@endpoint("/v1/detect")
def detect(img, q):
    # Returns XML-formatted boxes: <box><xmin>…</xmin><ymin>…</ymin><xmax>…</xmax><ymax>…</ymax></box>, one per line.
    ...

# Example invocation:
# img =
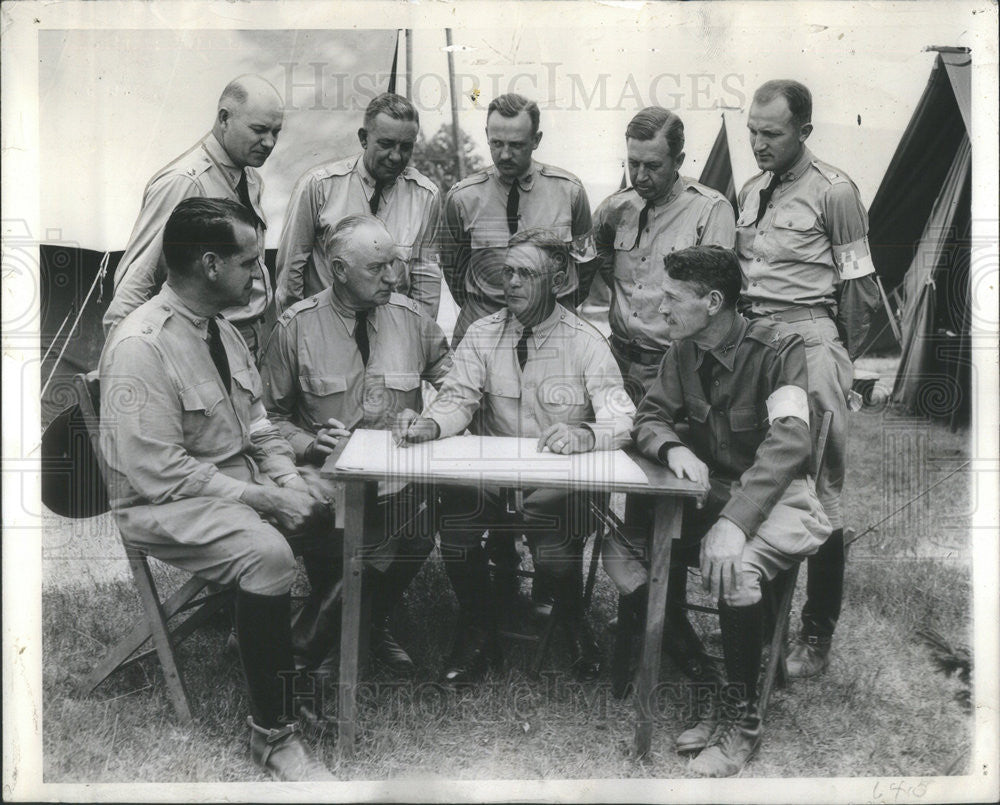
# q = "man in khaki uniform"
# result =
<box><xmin>276</xmin><ymin>93</ymin><xmax>442</xmax><ymax>319</ymax></box>
<box><xmin>260</xmin><ymin>214</ymin><xmax>452</xmax><ymax>675</ymax></box>
<box><xmin>441</xmin><ymin>93</ymin><xmax>597</xmax><ymax>347</ymax></box>
<box><xmin>737</xmin><ymin>80</ymin><xmax>879</xmax><ymax>677</ymax></box>
<box><xmin>396</xmin><ymin>228</ymin><xmax>635</xmax><ymax>687</ymax></box>
<box><xmin>103</xmin><ymin>75</ymin><xmax>282</xmax><ymax>358</ymax></box>
<box><xmin>100</xmin><ymin>198</ymin><xmax>332</xmax><ymax>781</ymax></box>
<box><xmin>593</xmin><ymin>107</ymin><xmax>736</xmax><ymax>688</ymax></box>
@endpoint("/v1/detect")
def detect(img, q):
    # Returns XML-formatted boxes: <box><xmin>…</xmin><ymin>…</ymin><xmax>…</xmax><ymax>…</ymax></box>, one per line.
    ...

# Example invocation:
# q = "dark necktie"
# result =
<box><xmin>369</xmin><ymin>180</ymin><xmax>386</xmax><ymax>215</ymax></box>
<box><xmin>754</xmin><ymin>173</ymin><xmax>782</xmax><ymax>226</ymax></box>
<box><xmin>697</xmin><ymin>351</ymin><xmax>715</xmax><ymax>401</ymax></box>
<box><xmin>206</xmin><ymin>316</ymin><xmax>232</xmax><ymax>394</ymax></box>
<box><xmin>236</xmin><ymin>170</ymin><xmax>262</xmax><ymax>227</ymax></box>
<box><xmin>516</xmin><ymin>326</ymin><xmax>532</xmax><ymax>370</ymax></box>
<box><xmin>354</xmin><ymin>309</ymin><xmax>370</xmax><ymax>365</ymax></box>
<box><xmin>506</xmin><ymin>182</ymin><xmax>520</xmax><ymax>235</ymax></box>
<box><xmin>633</xmin><ymin>201</ymin><xmax>654</xmax><ymax>248</ymax></box>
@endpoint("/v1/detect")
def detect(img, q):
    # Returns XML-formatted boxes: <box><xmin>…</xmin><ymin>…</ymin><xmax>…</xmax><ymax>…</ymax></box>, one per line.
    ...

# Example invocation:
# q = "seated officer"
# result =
<box><xmin>629</xmin><ymin>245</ymin><xmax>831</xmax><ymax>777</ymax></box>
<box><xmin>99</xmin><ymin>198</ymin><xmax>332</xmax><ymax>781</ymax></box>
<box><xmin>259</xmin><ymin>214</ymin><xmax>452</xmax><ymax>675</ymax></box>
<box><xmin>395</xmin><ymin>228</ymin><xmax>636</xmax><ymax>686</ymax></box>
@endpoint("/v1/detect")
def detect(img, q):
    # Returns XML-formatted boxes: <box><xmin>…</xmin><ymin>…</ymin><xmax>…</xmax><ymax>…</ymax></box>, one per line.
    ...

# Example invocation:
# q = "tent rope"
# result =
<box><xmin>846</xmin><ymin>459</ymin><xmax>971</xmax><ymax>545</ymax></box>
<box><xmin>40</xmin><ymin>304</ymin><xmax>76</xmax><ymax>366</ymax></box>
<box><xmin>41</xmin><ymin>250</ymin><xmax>109</xmax><ymax>399</ymax></box>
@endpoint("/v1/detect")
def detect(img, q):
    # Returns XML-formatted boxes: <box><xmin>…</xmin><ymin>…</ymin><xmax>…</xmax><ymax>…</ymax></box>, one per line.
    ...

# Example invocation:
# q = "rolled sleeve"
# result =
<box><xmin>583</xmin><ymin>338</ymin><xmax>636</xmax><ymax>449</ymax></box>
<box><xmin>246</xmin><ymin>400</ymin><xmax>298</xmax><ymax>479</ymax></box>
<box><xmin>700</xmin><ymin>197</ymin><xmax>737</xmax><ymax>248</ymax></box>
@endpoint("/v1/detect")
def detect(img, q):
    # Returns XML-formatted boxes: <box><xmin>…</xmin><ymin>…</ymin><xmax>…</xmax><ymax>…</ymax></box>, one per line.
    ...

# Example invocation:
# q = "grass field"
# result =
<box><xmin>41</xmin><ymin>357</ymin><xmax>973</xmax><ymax>782</ymax></box>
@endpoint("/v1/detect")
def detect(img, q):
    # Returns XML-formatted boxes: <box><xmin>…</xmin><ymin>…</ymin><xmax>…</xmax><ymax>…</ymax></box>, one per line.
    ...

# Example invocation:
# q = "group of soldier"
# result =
<box><xmin>97</xmin><ymin>72</ymin><xmax>879</xmax><ymax>780</ymax></box>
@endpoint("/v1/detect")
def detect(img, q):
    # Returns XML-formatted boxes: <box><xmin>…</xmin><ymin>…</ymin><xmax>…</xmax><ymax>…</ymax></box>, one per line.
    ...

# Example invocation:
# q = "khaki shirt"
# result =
<box><xmin>424</xmin><ymin>305</ymin><xmax>635</xmax><ymax>448</ymax></box>
<box><xmin>259</xmin><ymin>290</ymin><xmax>452</xmax><ymax>463</ymax></box>
<box><xmin>594</xmin><ymin>175</ymin><xmax>735</xmax><ymax>351</ymax></box>
<box><xmin>737</xmin><ymin>146</ymin><xmax>876</xmax><ymax>312</ymax></box>
<box><xmin>99</xmin><ymin>284</ymin><xmax>297</xmax><ymax>510</ymax></box>
<box><xmin>633</xmin><ymin>314</ymin><xmax>812</xmax><ymax>537</ymax></box>
<box><xmin>103</xmin><ymin>134</ymin><xmax>272</xmax><ymax>335</ymax></box>
<box><xmin>441</xmin><ymin>161</ymin><xmax>597</xmax><ymax>308</ymax></box>
<box><xmin>275</xmin><ymin>155</ymin><xmax>442</xmax><ymax>319</ymax></box>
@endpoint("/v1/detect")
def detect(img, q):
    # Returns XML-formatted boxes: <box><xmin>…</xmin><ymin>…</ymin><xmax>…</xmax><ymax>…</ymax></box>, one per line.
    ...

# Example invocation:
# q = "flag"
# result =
<box><xmin>698</xmin><ymin>116</ymin><xmax>738</xmax><ymax>211</ymax></box>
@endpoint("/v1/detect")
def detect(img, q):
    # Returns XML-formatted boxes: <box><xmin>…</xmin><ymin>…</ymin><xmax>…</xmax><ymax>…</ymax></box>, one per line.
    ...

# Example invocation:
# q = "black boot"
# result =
<box><xmin>792</xmin><ymin>528</ymin><xmax>844</xmax><ymax>677</ymax></box>
<box><xmin>368</xmin><ymin>557</ymin><xmax>427</xmax><ymax>677</ymax></box>
<box><xmin>610</xmin><ymin>585</ymin><xmax>647</xmax><ymax>699</ymax></box>
<box><xmin>235</xmin><ymin>588</ymin><xmax>333</xmax><ymax>781</ymax></box>
<box><xmin>689</xmin><ymin>598</ymin><xmax>764</xmax><ymax>777</ymax></box>
<box><xmin>291</xmin><ymin>552</ymin><xmax>342</xmax><ymax>673</ymax></box>
<box><xmin>440</xmin><ymin>544</ymin><xmax>501</xmax><ymax>687</ymax></box>
<box><xmin>555</xmin><ymin>569</ymin><xmax>601</xmax><ymax>681</ymax></box>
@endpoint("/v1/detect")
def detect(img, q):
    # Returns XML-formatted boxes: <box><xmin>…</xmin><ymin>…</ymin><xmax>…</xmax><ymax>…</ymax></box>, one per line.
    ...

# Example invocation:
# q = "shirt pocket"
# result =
<box><xmin>179</xmin><ymin>380</ymin><xmax>230</xmax><ymax>446</ymax></box>
<box><xmin>684</xmin><ymin>394</ymin><xmax>712</xmax><ymax>424</ymax></box>
<box><xmin>537</xmin><ymin>378</ymin><xmax>587</xmax><ymax>418</ymax></box>
<box><xmin>735</xmin><ymin>208</ymin><xmax>759</xmax><ymax>262</ymax></box>
<box><xmin>728</xmin><ymin>406</ymin><xmax>768</xmax><ymax>440</ymax></box>
<box><xmin>767</xmin><ymin>212</ymin><xmax>821</xmax><ymax>263</ymax></box>
<box><xmin>230</xmin><ymin>367</ymin><xmax>260</xmax><ymax>426</ymax></box>
<box><xmin>485</xmin><ymin>374</ymin><xmax>520</xmax><ymax>400</ymax></box>
<box><xmin>300</xmin><ymin>374</ymin><xmax>347</xmax><ymax>401</ymax></box>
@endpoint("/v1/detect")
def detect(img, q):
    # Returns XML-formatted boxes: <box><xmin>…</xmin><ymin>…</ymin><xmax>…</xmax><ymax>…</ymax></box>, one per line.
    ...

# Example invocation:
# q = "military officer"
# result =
<box><xmin>737</xmin><ymin>80</ymin><xmax>880</xmax><ymax>677</ymax></box>
<box><xmin>593</xmin><ymin>107</ymin><xmax>736</xmax><ymax>685</ymax></box>
<box><xmin>103</xmin><ymin>75</ymin><xmax>282</xmax><ymax>359</ymax></box>
<box><xmin>441</xmin><ymin>93</ymin><xmax>598</xmax><ymax>347</ymax></box>
<box><xmin>260</xmin><ymin>214</ymin><xmax>452</xmax><ymax>675</ymax></box>
<box><xmin>396</xmin><ymin>228</ymin><xmax>635</xmax><ymax>686</ymax></box>
<box><xmin>276</xmin><ymin>92</ymin><xmax>442</xmax><ymax>319</ymax></box>
<box><xmin>99</xmin><ymin>198</ymin><xmax>332</xmax><ymax>781</ymax></box>
<box><xmin>632</xmin><ymin>245</ymin><xmax>831</xmax><ymax>776</ymax></box>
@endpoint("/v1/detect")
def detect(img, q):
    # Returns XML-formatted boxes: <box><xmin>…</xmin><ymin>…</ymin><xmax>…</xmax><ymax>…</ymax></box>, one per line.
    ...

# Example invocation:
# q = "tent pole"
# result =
<box><xmin>405</xmin><ymin>29</ymin><xmax>413</xmax><ymax>100</ymax></box>
<box><xmin>445</xmin><ymin>28</ymin><xmax>465</xmax><ymax>180</ymax></box>
<box><xmin>875</xmin><ymin>275</ymin><xmax>903</xmax><ymax>345</ymax></box>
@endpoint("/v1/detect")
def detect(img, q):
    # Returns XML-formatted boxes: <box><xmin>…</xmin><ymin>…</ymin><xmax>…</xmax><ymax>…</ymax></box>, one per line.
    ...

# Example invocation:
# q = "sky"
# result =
<box><xmin>32</xmin><ymin>2</ymin><xmax>987</xmax><ymax>250</ymax></box>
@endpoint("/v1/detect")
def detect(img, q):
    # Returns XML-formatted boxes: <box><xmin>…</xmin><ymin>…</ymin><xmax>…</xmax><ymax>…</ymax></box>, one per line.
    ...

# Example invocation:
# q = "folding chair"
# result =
<box><xmin>73</xmin><ymin>371</ymin><xmax>233</xmax><ymax>723</ymax></box>
<box><xmin>490</xmin><ymin>495</ymin><xmax>608</xmax><ymax>678</ymax></box>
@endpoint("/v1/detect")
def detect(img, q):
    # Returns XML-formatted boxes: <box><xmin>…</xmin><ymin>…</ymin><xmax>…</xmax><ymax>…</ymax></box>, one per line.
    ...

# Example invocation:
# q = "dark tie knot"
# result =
<box><xmin>754</xmin><ymin>174</ymin><xmax>782</xmax><ymax>226</ymax></box>
<box><xmin>633</xmin><ymin>200</ymin><xmax>655</xmax><ymax>249</ymax></box>
<box><xmin>506</xmin><ymin>182</ymin><xmax>520</xmax><ymax>235</ymax></box>
<box><xmin>516</xmin><ymin>326</ymin><xmax>533</xmax><ymax>370</ymax></box>
<box><xmin>206</xmin><ymin>316</ymin><xmax>232</xmax><ymax>394</ymax></box>
<box><xmin>354</xmin><ymin>309</ymin><xmax>371</xmax><ymax>366</ymax></box>
<box><xmin>370</xmin><ymin>180</ymin><xmax>386</xmax><ymax>215</ymax></box>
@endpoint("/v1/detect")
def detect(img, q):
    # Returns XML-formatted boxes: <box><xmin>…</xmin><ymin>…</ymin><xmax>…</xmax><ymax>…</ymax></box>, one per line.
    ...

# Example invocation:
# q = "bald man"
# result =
<box><xmin>103</xmin><ymin>75</ymin><xmax>284</xmax><ymax>359</ymax></box>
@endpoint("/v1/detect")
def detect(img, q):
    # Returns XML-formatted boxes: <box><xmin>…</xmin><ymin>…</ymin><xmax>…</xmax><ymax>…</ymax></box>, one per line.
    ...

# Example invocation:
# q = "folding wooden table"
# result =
<box><xmin>323</xmin><ymin>431</ymin><xmax>706</xmax><ymax>758</ymax></box>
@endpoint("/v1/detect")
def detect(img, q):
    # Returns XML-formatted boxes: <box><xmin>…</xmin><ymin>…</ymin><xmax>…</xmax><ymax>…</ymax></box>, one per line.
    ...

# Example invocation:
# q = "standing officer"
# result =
<box><xmin>260</xmin><ymin>214</ymin><xmax>452</xmax><ymax>675</ymax></box>
<box><xmin>738</xmin><ymin>80</ymin><xmax>879</xmax><ymax>677</ymax></box>
<box><xmin>103</xmin><ymin>75</ymin><xmax>282</xmax><ymax>359</ymax></box>
<box><xmin>632</xmin><ymin>245</ymin><xmax>830</xmax><ymax>777</ymax></box>
<box><xmin>396</xmin><ymin>228</ymin><xmax>635</xmax><ymax>686</ymax></box>
<box><xmin>593</xmin><ymin>107</ymin><xmax>735</xmax><ymax>688</ymax></box>
<box><xmin>276</xmin><ymin>92</ymin><xmax>442</xmax><ymax>319</ymax></box>
<box><xmin>100</xmin><ymin>198</ymin><xmax>332</xmax><ymax>781</ymax></box>
<box><xmin>441</xmin><ymin>93</ymin><xmax>598</xmax><ymax>347</ymax></box>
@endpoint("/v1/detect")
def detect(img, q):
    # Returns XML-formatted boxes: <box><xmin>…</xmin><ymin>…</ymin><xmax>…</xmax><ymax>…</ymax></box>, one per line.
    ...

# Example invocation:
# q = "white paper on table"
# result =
<box><xmin>335</xmin><ymin>429</ymin><xmax>649</xmax><ymax>488</ymax></box>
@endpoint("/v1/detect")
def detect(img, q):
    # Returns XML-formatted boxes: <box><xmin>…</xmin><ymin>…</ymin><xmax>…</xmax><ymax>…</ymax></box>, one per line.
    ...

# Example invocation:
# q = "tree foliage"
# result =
<box><xmin>410</xmin><ymin>124</ymin><xmax>488</xmax><ymax>196</ymax></box>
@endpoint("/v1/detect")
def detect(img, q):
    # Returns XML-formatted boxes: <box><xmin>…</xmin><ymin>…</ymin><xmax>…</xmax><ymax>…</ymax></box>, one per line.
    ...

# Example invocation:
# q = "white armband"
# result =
<box><xmin>766</xmin><ymin>385</ymin><xmax>809</xmax><ymax>424</ymax></box>
<box><xmin>834</xmin><ymin>237</ymin><xmax>876</xmax><ymax>280</ymax></box>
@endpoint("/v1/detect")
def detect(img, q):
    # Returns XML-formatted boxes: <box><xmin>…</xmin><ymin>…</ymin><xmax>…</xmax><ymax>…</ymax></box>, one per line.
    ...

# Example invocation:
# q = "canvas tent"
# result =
<box><xmin>865</xmin><ymin>48</ymin><xmax>972</xmax><ymax>426</ymax></box>
<box><xmin>697</xmin><ymin>115</ymin><xmax>739</xmax><ymax>213</ymax></box>
<box><xmin>38</xmin><ymin>29</ymin><xmax>397</xmax><ymax>423</ymax></box>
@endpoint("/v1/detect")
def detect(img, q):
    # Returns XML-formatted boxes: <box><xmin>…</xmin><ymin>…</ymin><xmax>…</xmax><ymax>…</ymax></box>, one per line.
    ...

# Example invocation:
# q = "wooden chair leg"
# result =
<box><xmin>77</xmin><ymin>573</ymin><xmax>211</xmax><ymax>697</ymax></box>
<box><xmin>129</xmin><ymin>555</ymin><xmax>195</xmax><ymax>723</ymax></box>
<box><xmin>758</xmin><ymin>564</ymin><xmax>800</xmax><ymax>719</ymax></box>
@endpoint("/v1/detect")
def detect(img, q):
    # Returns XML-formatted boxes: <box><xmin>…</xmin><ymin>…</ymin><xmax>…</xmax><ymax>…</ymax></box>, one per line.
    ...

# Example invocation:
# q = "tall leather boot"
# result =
<box><xmin>368</xmin><ymin>556</ymin><xmax>428</xmax><ymax>676</ymax></box>
<box><xmin>790</xmin><ymin>527</ymin><xmax>844</xmax><ymax>677</ymax></box>
<box><xmin>290</xmin><ymin>552</ymin><xmax>344</xmax><ymax>674</ymax></box>
<box><xmin>555</xmin><ymin>568</ymin><xmax>600</xmax><ymax>681</ymax></box>
<box><xmin>235</xmin><ymin>588</ymin><xmax>333</xmax><ymax>781</ymax></box>
<box><xmin>441</xmin><ymin>543</ymin><xmax>501</xmax><ymax>686</ymax></box>
<box><xmin>689</xmin><ymin>599</ymin><xmax>764</xmax><ymax>777</ymax></box>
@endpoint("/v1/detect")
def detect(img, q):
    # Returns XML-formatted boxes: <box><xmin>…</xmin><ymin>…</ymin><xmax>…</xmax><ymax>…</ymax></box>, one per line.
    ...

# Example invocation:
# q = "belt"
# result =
<box><xmin>746</xmin><ymin>305</ymin><xmax>832</xmax><ymax>324</ymax></box>
<box><xmin>610</xmin><ymin>333</ymin><xmax>667</xmax><ymax>366</ymax></box>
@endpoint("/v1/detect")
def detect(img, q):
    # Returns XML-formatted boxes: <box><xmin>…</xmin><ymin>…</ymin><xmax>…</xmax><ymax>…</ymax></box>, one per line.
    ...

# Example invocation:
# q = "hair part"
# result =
<box><xmin>507</xmin><ymin>227</ymin><xmax>569</xmax><ymax>274</ymax></box>
<box><xmin>753</xmin><ymin>79</ymin><xmax>813</xmax><ymax>126</ymax></box>
<box><xmin>664</xmin><ymin>245</ymin><xmax>742</xmax><ymax>309</ymax></box>
<box><xmin>625</xmin><ymin>106</ymin><xmax>685</xmax><ymax>157</ymax></box>
<box><xmin>487</xmin><ymin>93</ymin><xmax>541</xmax><ymax>134</ymax></box>
<box><xmin>162</xmin><ymin>198</ymin><xmax>256</xmax><ymax>277</ymax></box>
<box><xmin>363</xmin><ymin>92</ymin><xmax>420</xmax><ymax>130</ymax></box>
